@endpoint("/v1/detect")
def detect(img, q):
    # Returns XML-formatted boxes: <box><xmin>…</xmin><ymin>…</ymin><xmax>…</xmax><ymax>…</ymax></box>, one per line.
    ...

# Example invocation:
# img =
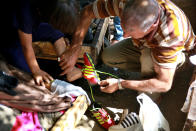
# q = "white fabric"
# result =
<box><xmin>189</xmin><ymin>55</ymin><xmax>196</xmax><ymax>65</ymax></box>
<box><xmin>51</xmin><ymin>79</ymin><xmax>91</xmax><ymax>105</ymax></box>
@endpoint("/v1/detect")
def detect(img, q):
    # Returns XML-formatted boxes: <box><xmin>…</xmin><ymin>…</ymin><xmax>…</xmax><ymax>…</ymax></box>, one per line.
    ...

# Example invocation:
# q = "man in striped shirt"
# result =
<box><xmin>72</xmin><ymin>0</ymin><xmax>196</xmax><ymax>99</ymax></box>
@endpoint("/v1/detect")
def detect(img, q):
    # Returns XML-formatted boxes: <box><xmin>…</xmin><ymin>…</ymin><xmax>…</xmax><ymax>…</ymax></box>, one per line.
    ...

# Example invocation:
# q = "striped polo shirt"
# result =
<box><xmin>92</xmin><ymin>0</ymin><xmax>196</xmax><ymax>68</ymax></box>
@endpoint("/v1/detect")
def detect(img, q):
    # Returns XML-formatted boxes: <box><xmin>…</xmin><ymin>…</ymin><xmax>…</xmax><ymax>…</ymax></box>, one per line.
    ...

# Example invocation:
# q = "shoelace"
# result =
<box><xmin>81</xmin><ymin>53</ymin><xmax>117</xmax><ymax>128</ymax></box>
<box><xmin>90</xmin><ymin>108</ymin><xmax>105</xmax><ymax>124</ymax></box>
<box><xmin>81</xmin><ymin>65</ymin><xmax>100</xmax><ymax>80</ymax></box>
<box><xmin>81</xmin><ymin>53</ymin><xmax>119</xmax><ymax>102</ymax></box>
<box><xmin>83</xmin><ymin>69</ymin><xmax>119</xmax><ymax>102</ymax></box>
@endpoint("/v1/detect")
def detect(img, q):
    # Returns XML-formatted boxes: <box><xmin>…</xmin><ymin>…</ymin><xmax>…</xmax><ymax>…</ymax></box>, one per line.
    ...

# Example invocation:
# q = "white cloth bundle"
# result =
<box><xmin>51</xmin><ymin>79</ymin><xmax>91</xmax><ymax>105</ymax></box>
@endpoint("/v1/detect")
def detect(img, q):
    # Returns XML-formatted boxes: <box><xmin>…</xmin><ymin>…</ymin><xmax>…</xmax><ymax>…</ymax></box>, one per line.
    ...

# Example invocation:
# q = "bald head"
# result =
<box><xmin>121</xmin><ymin>0</ymin><xmax>159</xmax><ymax>33</ymax></box>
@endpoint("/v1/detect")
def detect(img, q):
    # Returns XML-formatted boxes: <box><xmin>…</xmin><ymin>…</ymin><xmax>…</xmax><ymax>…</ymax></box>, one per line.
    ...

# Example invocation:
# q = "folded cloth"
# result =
<box><xmin>51</xmin><ymin>79</ymin><xmax>91</xmax><ymax>105</ymax></box>
<box><xmin>12</xmin><ymin>112</ymin><xmax>43</xmax><ymax>131</ymax></box>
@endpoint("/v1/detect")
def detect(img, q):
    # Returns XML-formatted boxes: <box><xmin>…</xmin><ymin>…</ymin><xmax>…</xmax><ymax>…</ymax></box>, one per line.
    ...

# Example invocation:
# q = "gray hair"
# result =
<box><xmin>122</xmin><ymin>0</ymin><xmax>159</xmax><ymax>32</ymax></box>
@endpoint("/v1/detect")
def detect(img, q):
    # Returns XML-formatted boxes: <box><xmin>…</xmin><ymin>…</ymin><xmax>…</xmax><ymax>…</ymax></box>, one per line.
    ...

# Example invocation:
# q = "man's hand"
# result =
<box><xmin>32</xmin><ymin>69</ymin><xmax>53</xmax><ymax>87</ymax></box>
<box><xmin>59</xmin><ymin>46</ymin><xmax>80</xmax><ymax>76</ymax></box>
<box><xmin>99</xmin><ymin>78</ymin><xmax>119</xmax><ymax>93</ymax></box>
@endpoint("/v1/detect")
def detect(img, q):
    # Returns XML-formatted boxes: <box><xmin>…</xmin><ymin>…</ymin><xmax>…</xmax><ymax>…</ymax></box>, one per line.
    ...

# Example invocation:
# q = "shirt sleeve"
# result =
<box><xmin>151</xmin><ymin>41</ymin><xmax>184</xmax><ymax>68</ymax></box>
<box><xmin>32</xmin><ymin>23</ymin><xmax>64</xmax><ymax>44</ymax></box>
<box><xmin>15</xmin><ymin>0</ymin><xmax>34</xmax><ymax>34</ymax></box>
<box><xmin>92</xmin><ymin>0</ymin><xmax>126</xmax><ymax>18</ymax></box>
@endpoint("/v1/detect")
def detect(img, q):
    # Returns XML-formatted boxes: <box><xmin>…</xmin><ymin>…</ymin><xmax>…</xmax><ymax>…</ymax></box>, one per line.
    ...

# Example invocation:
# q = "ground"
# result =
<box><xmin>74</xmin><ymin>62</ymin><xmax>194</xmax><ymax>131</ymax></box>
<box><xmin>38</xmin><ymin>57</ymin><xmax>194</xmax><ymax>131</ymax></box>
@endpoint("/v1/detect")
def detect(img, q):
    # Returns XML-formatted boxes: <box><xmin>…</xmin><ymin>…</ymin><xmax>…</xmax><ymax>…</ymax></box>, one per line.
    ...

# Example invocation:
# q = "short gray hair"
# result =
<box><xmin>122</xmin><ymin>0</ymin><xmax>159</xmax><ymax>32</ymax></box>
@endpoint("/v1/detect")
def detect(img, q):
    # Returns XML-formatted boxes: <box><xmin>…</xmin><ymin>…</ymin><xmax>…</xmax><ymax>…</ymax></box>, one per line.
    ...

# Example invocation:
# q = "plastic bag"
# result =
<box><xmin>137</xmin><ymin>93</ymin><xmax>170</xmax><ymax>131</ymax></box>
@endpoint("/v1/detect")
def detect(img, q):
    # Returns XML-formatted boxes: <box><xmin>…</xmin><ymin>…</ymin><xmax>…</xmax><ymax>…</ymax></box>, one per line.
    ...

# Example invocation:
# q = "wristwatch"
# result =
<box><xmin>118</xmin><ymin>79</ymin><xmax>124</xmax><ymax>90</ymax></box>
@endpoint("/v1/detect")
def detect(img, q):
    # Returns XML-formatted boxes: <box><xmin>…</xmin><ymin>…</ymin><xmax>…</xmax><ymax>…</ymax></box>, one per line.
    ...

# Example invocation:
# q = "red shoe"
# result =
<box><xmin>89</xmin><ymin>102</ymin><xmax>115</xmax><ymax>129</ymax></box>
<box><xmin>82</xmin><ymin>53</ymin><xmax>100</xmax><ymax>85</ymax></box>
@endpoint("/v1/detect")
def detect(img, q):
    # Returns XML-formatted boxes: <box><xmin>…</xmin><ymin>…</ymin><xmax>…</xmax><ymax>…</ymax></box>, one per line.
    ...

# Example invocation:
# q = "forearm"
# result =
<box><xmin>18</xmin><ymin>30</ymin><xmax>40</xmax><ymax>73</ymax></box>
<box><xmin>121</xmin><ymin>78</ymin><xmax>172</xmax><ymax>93</ymax></box>
<box><xmin>72</xmin><ymin>4</ymin><xmax>95</xmax><ymax>48</ymax></box>
<box><xmin>121</xmin><ymin>63</ymin><xmax>176</xmax><ymax>93</ymax></box>
<box><xmin>22</xmin><ymin>45</ymin><xmax>40</xmax><ymax>73</ymax></box>
<box><xmin>54</xmin><ymin>37</ymin><xmax>68</xmax><ymax>56</ymax></box>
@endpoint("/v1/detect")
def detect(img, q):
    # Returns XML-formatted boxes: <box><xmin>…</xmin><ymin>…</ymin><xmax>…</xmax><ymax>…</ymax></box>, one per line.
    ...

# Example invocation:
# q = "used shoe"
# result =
<box><xmin>89</xmin><ymin>102</ymin><xmax>115</xmax><ymax>129</ymax></box>
<box><xmin>108</xmin><ymin>112</ymin><xmax>143</xmax><ymax>131</ymax></box>
<box><xmin>82</xmin><ymin>53</ymin><xmax>100</xmax><ymax>85</ymax></box>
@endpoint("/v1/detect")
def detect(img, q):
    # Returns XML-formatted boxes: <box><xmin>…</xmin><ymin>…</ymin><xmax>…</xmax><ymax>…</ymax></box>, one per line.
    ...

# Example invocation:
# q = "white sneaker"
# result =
<box><xmin>109</xmin><ymin>112</ymin><xmax>143</xmax><ymax>131</ymax></box>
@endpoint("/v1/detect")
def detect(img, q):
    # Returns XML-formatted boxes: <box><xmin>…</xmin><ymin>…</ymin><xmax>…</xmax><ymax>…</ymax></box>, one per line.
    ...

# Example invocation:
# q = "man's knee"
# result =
<box><xmin>140</xmin><ymin>48</ymin><xmax>154</xmax><ymax>77</ymax></box>
<box><xmin>101</xmin><ymin>48</ymin><xmax>112</xmax><ymax>66</ymax></box>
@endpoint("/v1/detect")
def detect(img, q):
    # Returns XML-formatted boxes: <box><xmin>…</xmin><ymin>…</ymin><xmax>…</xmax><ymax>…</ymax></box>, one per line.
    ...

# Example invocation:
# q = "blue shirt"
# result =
<box><xmin>4</xmin><ymin>0</ymin><xmax>64</xmax><ymax>47</ymax></box>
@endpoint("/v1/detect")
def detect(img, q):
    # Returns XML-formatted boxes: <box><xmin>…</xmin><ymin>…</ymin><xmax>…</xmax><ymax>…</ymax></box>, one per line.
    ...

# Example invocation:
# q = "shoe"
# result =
<box><xmin>82</xmin><ymin>53</ymin><xmax>100</xmax><ymax>85</ymax></box>
<box><xmin>119</xmin><ymin>109</ymin><xmax>129</xmax><ymax>124</ymax></box>
<box><xmin>89</xmin><ymin>102</ymin><xmax>115</xmax><ymax>129</ymax></box>
<box><xmin>108</xmin><ymin>112</ymin><xmax>143</xmax><ymax>131</ymax></box>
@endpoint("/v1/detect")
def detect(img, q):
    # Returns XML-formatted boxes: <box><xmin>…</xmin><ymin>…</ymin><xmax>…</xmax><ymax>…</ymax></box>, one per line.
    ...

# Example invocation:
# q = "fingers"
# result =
<box><xmin>100</xmin><ymin>85</ymin><xmax>117</xmax><ymax>93</ymax></box>
<box><xmin>42</xmin><ymin>74</ymin><xmax>53</xmax><ymax>84</ymax></box>
<box><xmin>34</xmin><ymin>76</ymin><xmax>44</xmax><ymax>86</ymax></box>
<box><xmin>58</xmin><ymin>53</ymin><xmax>77</xmax><ymax>76</ymax></box>
<box><xmin>99</xmin><ymin>79</ymin><xmax>119</xmax><ymax>93</ymax></box>
<box><xmin>99</xmin><ymin>80</ymin><xmax>109</xmax><ymax>87</ymax></box>
<box><xmin>45</xmin><ymin>73</ymin><xmax>54</xmax><ymax>81</ymax></box>
<box><xmin>58</xmin><ymin>58</ymin><xmax>69</xmax><ymax>75</ymax></box>
<box><xmin>59</xmin><ymin>60</ymin><xmax>74</xmax><ymax>76</ymax></box>
<box><xmin>59</xmin><ymin>61</ymin><xmax>69</xmax><ymax>71</ymax></box>
<box><xmin>59</xmin><ymin>53</ymin><xmax>65</xmax><ymax>63</ymax></box>
<box><xmin>60</xmin><ymin>66</ymin><xmax>73</xmax><ymax>76</ymax></box>
<box><xmin>99</xmin><ymin>80</ymin><xmax>110</xmax><ymax>93</ymax></box>
<box><xmin>34</xmin><ymin>73</ymin><xmax>53</xmax><ymax>86</ymax></box>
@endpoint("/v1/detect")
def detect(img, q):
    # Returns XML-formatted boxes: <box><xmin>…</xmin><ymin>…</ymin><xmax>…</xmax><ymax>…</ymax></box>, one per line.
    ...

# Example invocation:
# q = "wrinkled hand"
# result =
<box><xmin>59</xmin><ymin>47</ymin><xmax>79</xmax><ymax>76</ymax></box>
<box><xmin>99</xmin><ymin>78</ymin><xmax>119</xmax><ymax>93</ymax></box>
<box><xmin>0</xmin><ymin>83</ymin><xmax>72</xmax><ymax>112</ymax></box>
<box><xmin>32</xmin><ymin>69</ymin><xmax>53</xmax><ymax>86</ymax></box>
